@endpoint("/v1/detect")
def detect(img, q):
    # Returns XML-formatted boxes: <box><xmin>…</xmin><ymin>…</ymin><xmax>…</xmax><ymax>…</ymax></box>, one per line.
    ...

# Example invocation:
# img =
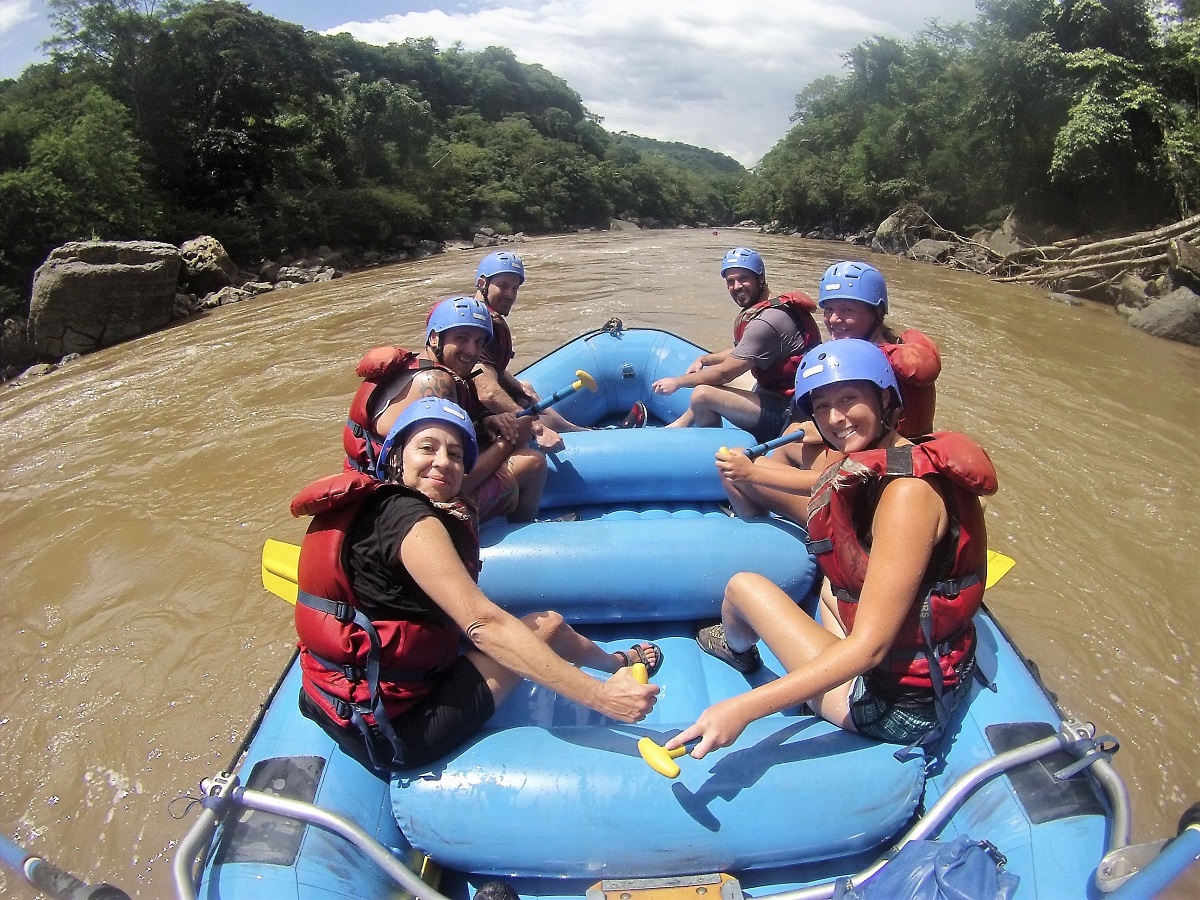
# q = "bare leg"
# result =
<box><xmin>507</xmin><ymin>448</ymin><xmax>548</xmax><ymax>522</ymax></box>
<box><xmin>687</xmin><ymin>385</ymin><xmax>766</xmax><ymax>432</ymax></box>
<box><xmin>539</xmin><ymin>408</ymin><xmax>589</xmax><ymax>433</ymax></box>
<box><xmin>665</xmin><ymin>408</ymin><xmax>695</xmax><ymax>428</ymax></box>
<box><xmin>722</xmin><ymin>572</ymin><xmax>853</xmax><ymax>727</ymax></box>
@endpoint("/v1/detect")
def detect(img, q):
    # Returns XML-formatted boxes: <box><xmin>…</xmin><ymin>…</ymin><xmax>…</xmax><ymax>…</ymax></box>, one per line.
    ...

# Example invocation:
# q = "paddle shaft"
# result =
<box><xmin>719</xmin><ymin>428</ymin><xmax>806</xmax><ymax>459</ymax></box>
<box><xmin>517</xmin><ymin>369</ymin><xmax>597</xmax><ymax>417</ymax></box>
<box><xmin>0</xmin><ymin>833</ymin><xmax>129</xmax><ymax>899</ymax></box>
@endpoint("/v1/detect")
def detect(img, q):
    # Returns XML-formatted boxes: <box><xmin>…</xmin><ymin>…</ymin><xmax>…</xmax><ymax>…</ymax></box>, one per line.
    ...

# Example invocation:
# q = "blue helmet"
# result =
<box><xmin>378</xmin><ymin>397</ymin><xmax>478</xmax><ymax>477</ymax></box>
<box><xmin>792</xmin><ymin>339</ymin><xmax>902</xmax><ymax>420</ymax></box>
<box><xmin>720</xmin><ymin>247</ymin><xmax>765</xmax><ymax>277</ymax></box>
<box><xmin>426</xmin><ymin>296</ymin><xmax>493</xmax><ymax>344</ymax></box>
<box><xmin>476</xmin><ymin>251</ymin><xmax>525</xmax><ymax>284</ymax></box>
<box><xmin>818</xmin><ymin>261</ymin><xmax>888</xmax><ymax>313</ymax></box>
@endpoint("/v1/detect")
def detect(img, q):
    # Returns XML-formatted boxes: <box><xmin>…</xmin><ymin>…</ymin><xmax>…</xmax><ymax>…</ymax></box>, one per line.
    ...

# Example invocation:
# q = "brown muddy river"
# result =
<box><xmin>1</xmin><ymin>229</ymin><xmax>1197</xmax><ymax>896</ymax></box>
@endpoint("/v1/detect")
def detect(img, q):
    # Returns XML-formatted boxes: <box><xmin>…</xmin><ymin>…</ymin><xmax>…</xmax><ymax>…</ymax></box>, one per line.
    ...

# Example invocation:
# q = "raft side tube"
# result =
<box><xmin>536</xmin><ymin>427</ymin><xmax>755</xmax><ymax>507</ymax></box>
<box><xmin>480</xmin><ymin>514</ymin><xmax>817</xmax><ymax>623</ymax></box>
<box><xmin>519</xmin><ymin>327</ymin><xmax>715</xmax><ymax>426</ymax></box>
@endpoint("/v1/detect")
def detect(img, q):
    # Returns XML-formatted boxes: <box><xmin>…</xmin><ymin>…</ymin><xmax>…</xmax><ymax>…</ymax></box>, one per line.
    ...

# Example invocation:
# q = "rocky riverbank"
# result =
<box><xmin>0</xmin><ymin>227</ymin><xmax>528</xmax><ymax>382</ymax></box>
<box><xmin>5</xmin><ymin>209</ymin><xmax>1197</xmax><ymax>384</ymax></box>
<box><xmin>756</xmin><ymin>205</ymin><xmax>1200</xmax><ymax>347</ymax></box>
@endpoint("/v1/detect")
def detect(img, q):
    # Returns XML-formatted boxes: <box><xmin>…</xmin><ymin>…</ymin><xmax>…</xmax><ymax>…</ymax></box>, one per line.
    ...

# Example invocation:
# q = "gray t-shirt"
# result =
<box><xmin>731</xmin><ymin>306</ymin><xmax>812</xmax><ymax>367</ymax></box>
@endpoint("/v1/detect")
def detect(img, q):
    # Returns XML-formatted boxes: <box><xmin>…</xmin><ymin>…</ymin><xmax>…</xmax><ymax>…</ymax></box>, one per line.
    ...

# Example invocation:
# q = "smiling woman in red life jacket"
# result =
<box><xmin>293</xmin><ymin>397</ymin><xmax>661</xmax><ymax>773</ymax></box>
<box><xmin>816</xmin><ymin>261</ymin><xmax>941</xmax><ymax>437</ymax></box>
<box><xmin>670</xmin><ymin>340</ymin><xmax>996</xmax><ymax>762</ymax></box>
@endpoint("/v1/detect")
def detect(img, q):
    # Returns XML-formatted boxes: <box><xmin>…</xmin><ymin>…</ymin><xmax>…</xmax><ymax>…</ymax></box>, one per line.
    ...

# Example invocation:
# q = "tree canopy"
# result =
<box><xmin>746</xmin><ymin>0</ymin><xmax>1198</xmax><ymax>235</ymax></box>
<box><xmin>0</xmin><ymin>0</ymin><xmax>744</xmax><ymax>316</ymax></box>
<box><xmin>1</xmin><ymin>0</ymin><xmax>1195</xmax><ymax>320</ymax></box>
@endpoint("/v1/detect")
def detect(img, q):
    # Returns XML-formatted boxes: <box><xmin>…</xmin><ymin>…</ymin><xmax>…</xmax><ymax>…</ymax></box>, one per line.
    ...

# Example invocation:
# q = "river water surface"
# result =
<box><xmin>1</xmin><ymin>229</ymin><xmax>1197</xmax><ymax>896</ymax></box>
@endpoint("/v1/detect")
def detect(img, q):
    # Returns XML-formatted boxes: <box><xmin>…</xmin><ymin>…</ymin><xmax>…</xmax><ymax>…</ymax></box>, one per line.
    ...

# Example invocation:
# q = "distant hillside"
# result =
<box><xmin>614</xmin><ymin>134</ymin><xmax>747</xmax><ymax>176</ymax></box>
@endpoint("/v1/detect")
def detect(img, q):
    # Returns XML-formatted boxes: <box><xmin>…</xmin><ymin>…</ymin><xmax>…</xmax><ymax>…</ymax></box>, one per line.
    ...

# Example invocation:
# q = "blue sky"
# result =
<box><xmin>0</xmin><ymin>0</ymin><xmax>981</xmax><ymax>165</ymax></box>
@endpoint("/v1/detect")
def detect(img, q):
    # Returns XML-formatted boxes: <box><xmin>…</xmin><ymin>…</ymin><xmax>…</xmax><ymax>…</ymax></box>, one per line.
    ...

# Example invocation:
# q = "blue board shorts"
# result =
<box><xmin>849</xmin><ymin>661</ymin><xmax>975</xmax><ymax>745</ymax></box>
<box><xmin>751</xmin><ymin>389</ymin><xmax>793</xmax><ymax>445</ymax></box>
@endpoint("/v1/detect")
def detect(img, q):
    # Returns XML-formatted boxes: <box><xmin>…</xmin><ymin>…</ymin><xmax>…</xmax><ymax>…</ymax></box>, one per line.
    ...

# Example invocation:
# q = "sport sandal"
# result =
<box><xmin>619</xmin><ymin>401</ymin><xmax>648</xmax><ymax>429</ymax></box>
<box><xmin>614</xmin><ymin>642</ymin><xmax>664</xmax><ymax>677</ymax></box>
<box><xmin>697</xmin><ymin>624</ymin><xmax>761</xmax><ymax>674</ymax></box>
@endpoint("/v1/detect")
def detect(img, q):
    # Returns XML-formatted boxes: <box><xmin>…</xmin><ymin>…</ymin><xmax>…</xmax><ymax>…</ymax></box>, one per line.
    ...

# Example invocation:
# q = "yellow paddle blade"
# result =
<box><xmin>986</xmin><ymin>550</ymin><xmax>1016</xmax><ymax>590</ymax></box>
<box><xmin>575</xmin><ymin>369</ymin><xmax>598</xmax><ymax>393</ymax></box>
<box><xmin>262</xmin><ymin>539</ymin><xmax>301</xmax><ymax>604</ymax></box>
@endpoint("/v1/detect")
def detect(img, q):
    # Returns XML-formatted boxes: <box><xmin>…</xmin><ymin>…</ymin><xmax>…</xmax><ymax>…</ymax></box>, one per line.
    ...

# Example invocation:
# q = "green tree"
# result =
<box><xmin>0</xmin><ymin>75</ymin><xmax>161</xmax><ymax>312</ymax></box>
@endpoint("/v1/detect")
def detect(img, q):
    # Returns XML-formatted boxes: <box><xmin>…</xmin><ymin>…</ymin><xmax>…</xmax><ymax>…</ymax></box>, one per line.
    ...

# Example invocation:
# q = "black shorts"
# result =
<box><xmin>299</xmin><ymin>655</ymin><xmax>495</xmax><ymax>771</ymax></box>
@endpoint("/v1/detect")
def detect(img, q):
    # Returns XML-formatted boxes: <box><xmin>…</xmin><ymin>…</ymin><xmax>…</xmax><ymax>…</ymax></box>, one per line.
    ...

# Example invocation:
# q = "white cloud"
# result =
<box><xmin>324</xmin><ymin>0</ymin><xmax>978</xmax><ymax>166</ymax></box>
<box><xmin>0</xmin><ymin>0</ymin><xmax>36</xmax><ymax>33</ymax></box>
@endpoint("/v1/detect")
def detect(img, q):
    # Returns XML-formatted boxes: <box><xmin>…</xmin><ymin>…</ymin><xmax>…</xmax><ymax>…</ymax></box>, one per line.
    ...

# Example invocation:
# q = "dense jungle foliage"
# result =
<box><xmin>0</xmin><ymin>0</ymin><xmax>1196</xmax><ymax>319</ymax></box>
<box><xmin>746</xmin><ymin>0</ymin><xmax>1199</xmax><ymax>237</ymax></box>
<box><xmin>0</xmin><ymin>0</ymin><xmax>748</xmax><ymax>317</ymax></box>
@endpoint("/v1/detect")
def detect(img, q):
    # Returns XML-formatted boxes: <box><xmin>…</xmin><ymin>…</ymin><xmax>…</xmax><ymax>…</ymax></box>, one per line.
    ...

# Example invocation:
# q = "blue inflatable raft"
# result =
<box><xmin>173</xmin><ymin>323</ymin><xmax>1191</xmax><ymax>899</ymax></box>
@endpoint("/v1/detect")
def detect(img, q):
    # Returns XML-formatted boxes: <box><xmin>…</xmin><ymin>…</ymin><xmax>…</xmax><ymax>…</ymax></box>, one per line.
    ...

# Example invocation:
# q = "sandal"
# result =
<box><xmin>614</xmin><ymin>642</ymin><xmax>664</xmax><ymax>678</ymax></box>
<box><xmin>697</xmin><ymin>624</ymin><xmax>761</xmax><ymax>674</ymax></box>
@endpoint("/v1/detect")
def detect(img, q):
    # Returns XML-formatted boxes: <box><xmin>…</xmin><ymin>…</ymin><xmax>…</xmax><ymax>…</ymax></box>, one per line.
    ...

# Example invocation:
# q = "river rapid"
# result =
<box><xmin>1</xmin><ymin>229</ymin><xmax>1197</xmax><ymax>897</ymax></box>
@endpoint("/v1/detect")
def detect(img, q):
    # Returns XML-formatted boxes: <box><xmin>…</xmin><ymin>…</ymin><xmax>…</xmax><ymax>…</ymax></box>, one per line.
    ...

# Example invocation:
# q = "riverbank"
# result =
<box><xmin>758</xmin><ymin>205</ymin><xmax>1200</xmax><ymax>346</ymax></box>
<box><xmin>4</xmin><ymin>210</ymin><xmax>1198</xmax><ymax>386</ymax></box>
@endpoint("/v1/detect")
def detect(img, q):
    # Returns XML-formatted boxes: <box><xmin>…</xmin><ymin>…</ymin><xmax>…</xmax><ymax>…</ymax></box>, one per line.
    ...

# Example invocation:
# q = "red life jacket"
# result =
<box><xmin>481</xmin><ymin>308</ymin><xmax>515</xmax><ymax>374</ymax></box>
<box><xmin>343</xmin><ymin>346</ymin><xmax>473</xmax><ymax>475</ymax></box>
<box><xmin>291</xmin><ymin>471</ymin><xmax>474</xmax><ymax>763</ymax></box>
<box><xmin>732</xmin><ymin>291</ymin><xmax>823</xmax><ymax>395</ymax></box>
<box><xmin>806</xmin><ymin>433</ymin><xmax>997</xmax><ymax>693</ymax></box>
<box><xmin>881</xmin><ymin>329</ymin><xmax>941</xmax><ymax>437</ymax></box>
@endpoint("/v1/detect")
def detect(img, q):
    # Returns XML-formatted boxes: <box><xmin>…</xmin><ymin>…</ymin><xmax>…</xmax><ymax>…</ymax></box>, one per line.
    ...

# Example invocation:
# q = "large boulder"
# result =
<box><xmin>29</xmin><ymin>241</ymin><xmax>181</xmax><ymax>358</ymax></box>
<box><xmin>178</xmin><ymin>235</ymin><xmax>238</xmax><ymax>296</ymax></box>
<box><xmin>1123</xmin><ymin>286</ymin><xmax>1200</xmax><ymax>346</ymax></box>
<box><xmin>1168</xmin><ymin>238</ymin><xmax>1200</xmax><ymax>290</ymax></box>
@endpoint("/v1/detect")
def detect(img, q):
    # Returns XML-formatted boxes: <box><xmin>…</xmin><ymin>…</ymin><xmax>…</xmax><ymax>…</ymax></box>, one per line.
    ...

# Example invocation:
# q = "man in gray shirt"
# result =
<box><xmin>652</xmin><ymin>247</ymin><xmax>821</xmax><ymax>443</ymax></box>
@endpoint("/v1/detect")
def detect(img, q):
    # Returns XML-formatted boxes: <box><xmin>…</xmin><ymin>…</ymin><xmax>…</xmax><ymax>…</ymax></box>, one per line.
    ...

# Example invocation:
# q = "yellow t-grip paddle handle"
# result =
<box><xmin>627</xmin><ymin>662</ymin><xmax>690</xmax><ymax>779</ymax></box>
<box><xmin>638</xmin><ymin>737</ymin><xmax>688</xmax><ymax>779</ymax></box>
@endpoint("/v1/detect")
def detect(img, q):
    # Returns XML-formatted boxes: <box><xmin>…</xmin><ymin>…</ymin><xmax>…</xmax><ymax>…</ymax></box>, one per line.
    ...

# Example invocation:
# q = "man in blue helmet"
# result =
<box><xmin>362</xmin><ymin>296</ymin><xmax>547</xmax><ymax>523</ymax></box>
<box><xmin>471</xmin><ymin>251</ymin><xmax>643</xmax><ymax>447</ymax></box>
<box><xmin>652</xmin><ymin>247</ymin><xmax>821</xmax><ymax>443</ymax></box>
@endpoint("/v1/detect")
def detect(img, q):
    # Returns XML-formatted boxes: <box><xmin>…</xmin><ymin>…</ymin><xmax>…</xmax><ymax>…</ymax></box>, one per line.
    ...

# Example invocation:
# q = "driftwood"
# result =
<box><xmin>992</xmin><ymin>214</ymin><xmax>1200</xmax><ymax>286</ymax></box>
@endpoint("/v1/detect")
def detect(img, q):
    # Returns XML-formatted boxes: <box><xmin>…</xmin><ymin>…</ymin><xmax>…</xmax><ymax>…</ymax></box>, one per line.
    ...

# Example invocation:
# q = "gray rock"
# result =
<box><xmin>1050</xmin><ymin>292</ymin><xmax>1084</xmax><ymax>307</ymax></box>
<box><xmin>907</xmin><ymin>239</ymin><xmax>955</xmax><ymax>263</ymax></box>
<box><xmin>18</xmin><ymin>363</ymin><xmax>55</xmax><ymax>379</ymax></box>
<box><xmin>1126</xmin><ymin>286</ymin><xmax>1200</xmax><ymax>346</ymax></box>
<box><xmin>610</xmin><ymin>219</ymin><xmax>641</xmax><ymax>232</ymax></box>
<box><xmin>277</xmin><ymin>266</ymin><xmax>312</xmax><ymax>283</ymax></box>
<box><xmin>1</xmin><ymin>316</ymin><xmax>33</xmax><ymax>370</ymax></box>
<box><xmin>986</xmin><ymin>213</ymin><xmax>1028</xmax><ymax>258</ymax></box>
<box><xmin>29</xmin><ymin>241</ymin><xmax>181</xmax><ymax>358</ymax></box>
<box><xmin>871</xmin><ymin>210</ymin><xmax>910</xmax><ymax>254</ymax></box>
<box><xmin>211</xmin><ymin>286</ymin><xmax>252</xmax><ymax>305</ymax></box>
<box><xmin>179</xmin><ymin>235</ymin><xmax>239</xmax><ymax>295</ymax></box>
<box><xmin>172</xmin><ymin>293</ymin><xmax>199</xmax><ymax>319</ymax></box>
<box><xmin>1114</xmin><ymin>273</ymin><xmax>1152</xmax><ymax>310</ymax></box>
<box><xmin>1168</xmin><ymin>238</ymin><xmax>1200</xmax><ymax>289</ymax></box>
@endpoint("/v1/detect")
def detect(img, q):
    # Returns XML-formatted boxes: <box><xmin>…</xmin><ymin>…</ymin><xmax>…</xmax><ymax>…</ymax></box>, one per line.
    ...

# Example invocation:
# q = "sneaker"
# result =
<box><xmin>619</xmin><ymin>401</ymin><xmax>648</xmax><ymax>429</ymax></box>
<box><xmin>697</xmin><ymin>624</ymin><xmax>762</xmax><ymax>674</ymax></box>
